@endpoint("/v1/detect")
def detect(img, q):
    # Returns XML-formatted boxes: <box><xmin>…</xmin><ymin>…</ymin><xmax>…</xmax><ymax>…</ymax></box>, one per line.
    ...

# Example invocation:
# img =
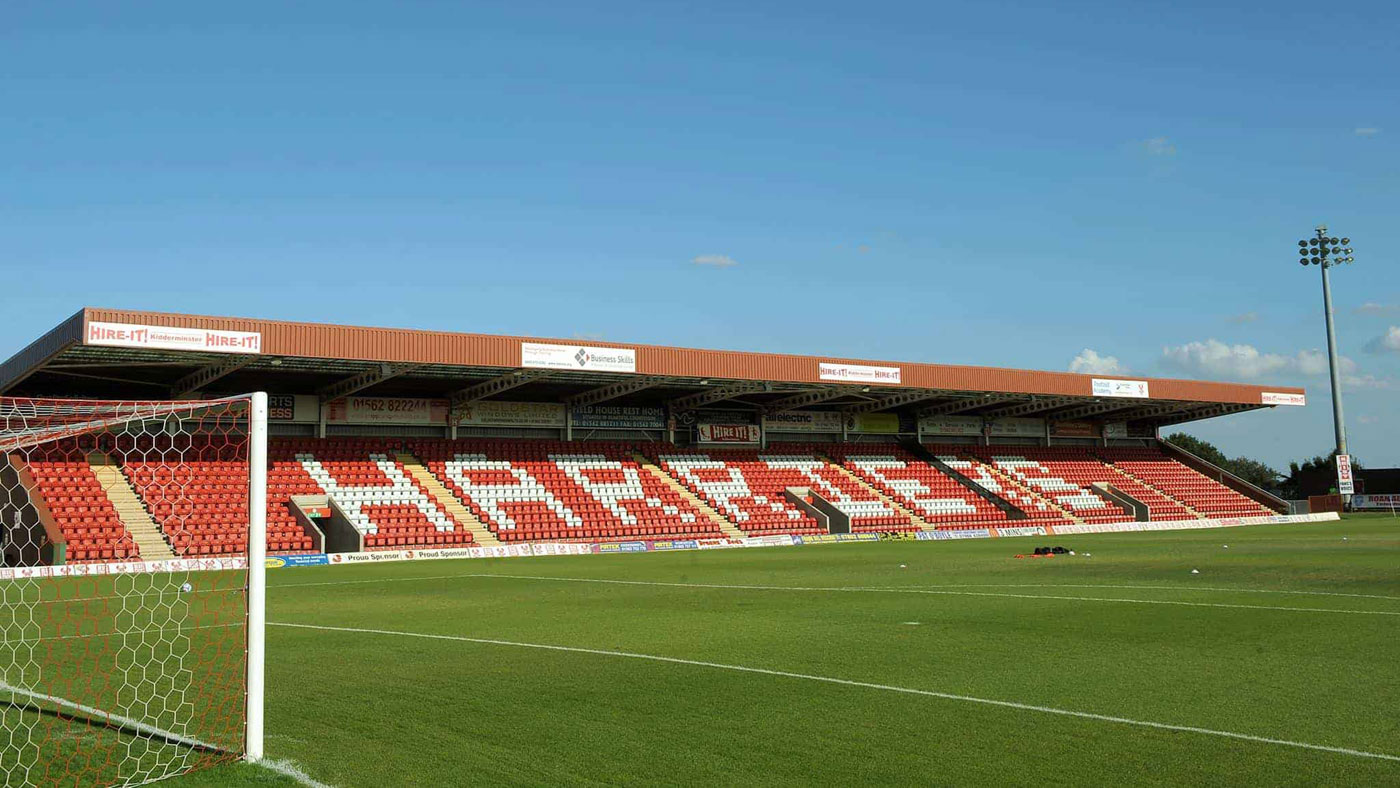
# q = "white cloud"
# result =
<box><xmin>1162</xmin><ymin>338</ymin><xmax>1391</xmax><ymax>391</ymax></box>
<box><xmin>1355</xmin><ymin>127</ymin><xmax>1381</xmax><ymax>136</ymax></box>
<box><xmin>1365</xmin><ymin>326</ymin><xmax>1400</xmax><ymax>354</ymax></box>
<box><xmin>1069</xmin><ymin>349</ymin><xmax>1128</xmax><ymax>375</ymax></box>
<box><xmin>1358</xmin><ymin>414</ymin><xmax>1379</xmax><ymax>425</ymax></box>
<box><xmin>1140</xmin><ymin>136</ymin><xmax>1177</xmax><ymax>156</ymax></box>
<box><xmin>1355</xmin><ymin>302</ymin><xmax>1399</xmax><ymax>316</ymax></box>
<box><xmin>1227</xmin><ymin>311</ymin><xmax>1259</xmax><ymax>324</ymax></box>
<box><xmin>692</xmin><ymin>254</ymin><xmax>738</xmax><ymax>268</ymax></box>
<box><xmin>1162</xmin><ymin>340</ymin><xmax>1293</xmax><ymax>379</ymax></box>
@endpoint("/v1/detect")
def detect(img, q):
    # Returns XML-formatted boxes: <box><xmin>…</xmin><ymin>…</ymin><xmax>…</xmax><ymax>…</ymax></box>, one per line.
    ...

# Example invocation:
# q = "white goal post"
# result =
<box><xmin>0</xmin><ymin>392</ymin><xmax>267</xmax><ymax>787</ymax></box>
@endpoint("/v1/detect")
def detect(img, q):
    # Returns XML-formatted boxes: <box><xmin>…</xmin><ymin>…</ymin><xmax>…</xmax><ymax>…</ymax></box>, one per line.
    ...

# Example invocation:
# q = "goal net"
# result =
<box><xmin>0</xmin><ymin>394</ymin><xmax>266</xmax><ymax>787</ymax></box>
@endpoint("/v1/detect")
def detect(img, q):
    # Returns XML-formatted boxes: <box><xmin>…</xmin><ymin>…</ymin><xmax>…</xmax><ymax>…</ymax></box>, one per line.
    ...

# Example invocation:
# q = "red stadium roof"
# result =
<box><xmin>0</xmin><ymin>307</ymin><xmax>1306</xmax><ymax>427</ymax></box>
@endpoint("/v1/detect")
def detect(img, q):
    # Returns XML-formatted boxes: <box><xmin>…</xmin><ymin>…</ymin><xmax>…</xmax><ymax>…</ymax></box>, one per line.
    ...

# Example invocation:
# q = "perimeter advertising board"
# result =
<box><xmin>521</xmin><ymin>342</ymin><xmax>636</xmax><ymax>373</ymax></box>
<box><xmin>1050</xmin><ymin>421</ymin><xmax>1100</xmax><ymax>438</ymax></box>
<box><xmin>324</xmin><ymin>397</ymin><xmax>450</xmax><ymax>426</ymax></box>
<box><xmin>763</xmin><ymin>411</ymin><xmax>843</xmax><ymax>433</ymax></box>
<box><xmin>87</xmin><ymin>321</ymin><xmax>262</xmax><ymax>355</ymax></box>
<box><xmin>1336</xmin><ymin>454</ymin><xmax>1355</xmax><ymax>495</ymax></box>
<box><xmin>847</xmin><ymin>413</ymin><xmax>900</xmax><ymax>434</ymax></box>
<box><xmin>987</xmin><ymin>418</ymin><xmax>1044</xmax><ymax>437</ymax></box>
<box><xmin>697</xmin><ymin>424</ymin><xmax>761</xmax><ymax>444</ymax></box>
<box><xmin>818</xmin><ymin>362</ymin><xmax>901</xmax><ymax>385</ymax></box>
<box><xmin>919</xmin><ymin>415</ymin><xmax>982</xmax><ymax>436</ymax></box>
<box><xmin>570</xmin><ymin>404</ymin><xmax>665</xmax><ymax>430</ymax></box>
<box><xmin>1352</xmin><ymin>494</ymin><xmax>1400</xmax><ymax>510</ymax></box>
<box><xmin>458</xmin><ymin>401</ymin><xmax>565</xmax><ymax>428</ymax></box>
<box><xmin>1092</xmin><ymin>378</ymin><xmax>1150</xmax><ymax>399</ymax></box>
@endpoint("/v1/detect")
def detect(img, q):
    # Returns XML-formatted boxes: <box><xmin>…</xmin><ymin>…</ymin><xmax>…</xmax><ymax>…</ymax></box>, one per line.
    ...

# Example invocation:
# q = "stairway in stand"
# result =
<box><xmin>979</xmin><ymin>461</ymin><xmax>1085</xmax><ymax>525</ymax></box>
<box><xmin>1109</xmin><ymin>465</ymin><xmax>1205</xmax><ymax>519</ymax></box>
<box><xmin>632</xmin><ymin>452</ymin><xmax>746</xmax><ymax>540</ymax></box>
<box><xmin>88</xmin><ymin>453</ymin><xmax>176</xmax><ymax>560</ymax></box>
<box><xmin>817</xmin><ymin>453</ymin><xmax>930</xmax><ymax>529</ymax></box>
<box><xmin>395</xmin><ymin>452</ymin><xmax>501</xmax><ymax>546</ymax></box>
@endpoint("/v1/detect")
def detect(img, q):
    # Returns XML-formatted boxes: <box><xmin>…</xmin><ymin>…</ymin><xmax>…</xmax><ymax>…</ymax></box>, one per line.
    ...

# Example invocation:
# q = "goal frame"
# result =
<box><xmin>247</xmin><ymin>391</ymin><xmax>267</xmax><ymax>764</ymax></box>
<box><xmin>0</xmin><ymin>391</ymin><xmax>268</xmax><ymax>780</ymax></box>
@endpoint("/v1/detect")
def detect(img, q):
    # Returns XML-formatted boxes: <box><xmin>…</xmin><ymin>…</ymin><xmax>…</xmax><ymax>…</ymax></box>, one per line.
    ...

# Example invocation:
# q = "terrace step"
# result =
<box><xmin>816</xmin><ymin>453</ymin><xmax>929</xmax><ymax>529</ymax></box>
<box><xmin>88</xmin><ymin>453</ymin><xmax>176</xmax><ymax>561</ymax></box>
<box><xmin>900</xmin><ymin>439</ymin><xmax>1027</xmax><ymax>519</ymax></box>
<box><xmin>978</xmin><ymin>460</ymin><xmax>1085</xmax><ymax>525</ymax></box>
<box><xmin>395</xmin><ymin>452</ymin><xmax>501</xmax><ymax>546</ymax></box>
<box><xmin>1109</xmin><ymin>465</ymin><xmax>1206</xmax><ymax>519</ymax></box>
<box><xmin>632</xmin><ymin>452</ymin><xmax>746</xmax><ymax>540</ymax></box>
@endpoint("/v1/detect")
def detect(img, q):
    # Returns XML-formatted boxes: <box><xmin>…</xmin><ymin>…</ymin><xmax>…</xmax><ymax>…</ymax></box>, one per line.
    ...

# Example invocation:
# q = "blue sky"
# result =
<box><xmin>2</xmin><ymin>0</ymin><xmax>1397</xmax><ymax>469</ymax></box>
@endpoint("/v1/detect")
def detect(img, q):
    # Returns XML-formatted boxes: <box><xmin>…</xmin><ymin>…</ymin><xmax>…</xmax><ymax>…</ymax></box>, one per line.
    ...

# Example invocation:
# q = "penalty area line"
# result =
<box><xmin>268</xmin><ymin>621</ymin><xmax>1400</xmax><ymax>764</ymax></box>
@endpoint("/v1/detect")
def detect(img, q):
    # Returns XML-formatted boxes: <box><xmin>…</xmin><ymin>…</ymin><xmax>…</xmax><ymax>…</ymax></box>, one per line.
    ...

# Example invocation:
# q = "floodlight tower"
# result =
<box><xmin>1297</xmin><ymin>225</ymin><xmax>1355</xmax><ymax>459</ymax></box>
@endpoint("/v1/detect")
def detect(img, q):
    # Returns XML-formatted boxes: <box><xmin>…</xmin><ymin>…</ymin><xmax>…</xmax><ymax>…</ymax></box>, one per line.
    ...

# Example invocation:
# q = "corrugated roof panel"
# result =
<box><xmin>6</xmin><ymin>307</ymin><xmax>1300</xmax><ymax>407</ymax></box>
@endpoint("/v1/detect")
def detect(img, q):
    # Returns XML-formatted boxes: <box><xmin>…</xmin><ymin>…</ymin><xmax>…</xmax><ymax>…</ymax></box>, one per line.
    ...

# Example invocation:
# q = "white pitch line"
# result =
<box><xmin>1</xmin><ymin>681</ymin><xmax>336</xmax><ymax>787</ymax></box>
<box><xmin>878</xmin><ymin>583</ymin><xmax>1400</xmax><ymax>603</ymax></box>
<box><xmin>270</xmin><ymin>572</ymin><xmax>1400</xmax><ymax>604</ymax></box>
<box><xmin>0</xmin><ymin>681</ymin><xmax>218</xmax><ymax>752</ymax></box>
<box><xmin>444</xmin><ymin>573</ymin><xmax>1400</xmax><ymax>617</ymax></box>
<box><xmin>268</xmin><ymin>621</ymin><xmax>1400</xmax><ymax>764</ymax></box>
<box><xmin>257</xmin><ymin>758</ymin><xmax>338</xmax><ymax>788</ymax></box>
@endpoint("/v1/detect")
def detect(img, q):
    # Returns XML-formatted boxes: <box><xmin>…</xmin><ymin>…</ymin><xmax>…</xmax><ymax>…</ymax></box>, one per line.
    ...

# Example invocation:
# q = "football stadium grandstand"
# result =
<box><xmin>9</xmin><ymin>308</ymin><xmax>1396</xmax><ymax>788</ymax></box>
<box><xmin>0</xmin><ymin>307</ymin><xmax>1306</xmax><ymax>564</ymax></box>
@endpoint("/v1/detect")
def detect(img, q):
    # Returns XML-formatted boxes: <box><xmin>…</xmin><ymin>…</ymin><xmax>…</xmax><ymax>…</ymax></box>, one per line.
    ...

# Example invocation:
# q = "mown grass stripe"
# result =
<box><xmin>268</xmin><ymin>621</ymin><xmax>1400</xmax><ymax>764</ymax></box>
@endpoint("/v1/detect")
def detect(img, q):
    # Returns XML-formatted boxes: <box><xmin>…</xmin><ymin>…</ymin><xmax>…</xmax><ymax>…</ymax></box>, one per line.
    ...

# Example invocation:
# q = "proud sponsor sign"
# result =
<box><xmin>522</xmin><ymin>342</ymin><xmax>636</xmax><ymax>373</ymax></box>
<box><xmin>87</xmin><ymin>321</ymin><xmax>262</xmax><ymax>354</ymax></box>
<box><xmin>818</xmin><ymin>362</ymin><xmax>901</xmax><ymax>385</ymax></box>
<box><xmin>1092</xmin><ymin>378</ymin><xmax>1150</xmax><ymax>399</ymax></box>
<box><xmin>1262</xmin><ymin>392</ymin><xmax>1306</xmax><ymax>406</ymax></box>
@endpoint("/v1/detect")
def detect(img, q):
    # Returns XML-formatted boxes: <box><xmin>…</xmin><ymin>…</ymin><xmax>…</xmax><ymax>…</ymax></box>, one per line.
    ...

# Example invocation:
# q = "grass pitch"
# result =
<box><xmin>182</xmin><ymin>515</ymin><xmax>1396</xmax><ymax>785</ymax></box>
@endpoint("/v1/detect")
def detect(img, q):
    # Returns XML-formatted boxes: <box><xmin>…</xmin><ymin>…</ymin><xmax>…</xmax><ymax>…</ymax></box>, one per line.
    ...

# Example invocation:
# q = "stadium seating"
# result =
<box><xmin>1101</xmin><ymin>447</ymin><xmax>1275</xmax><ymax>518</ymax></box>
<box><xmin>120</xmin><ymin>436</ymin><xmax>319</xmax><ymax>556</ymax></box>
<box><xmin>828</xmin><ymin>445</ymin><xmax>1017</xmax><ymax>530</ymax></box>
<box><xmin>282</xmin><ymin>439</ymin><xmax>470</xmax><ymax>550</ymax></box>
<box><xmin>920</xmin><ymin>445</ymin><xmax>1074</xmax><ymax>526</ymax></box>
<box><xmin>651</xmin><ymin>444</ymin><xmax>910</xmax><ymax>535</ymax></box>
<box><xmin>412</xmin><ymin>440</ymin><xmax>725</xmax><ymax>543</ymax></box>
<box><xmin>955</xmin><ymin>447</ymin><xmax>1130</xmax><ymax>524</ymax></box>
<box><xmin>21</xmin><ymin>450</ymin><xmax>138</xmax><ymax>562</ymax></box>
<box><xmin>17</xmin><ymin>433</ymin><xmax>1281</xmax><ymax>563</ymax></box>
<box><xmin>1015</xmin><ymin>447</ymin><xmax>1194</xmax><ymax>521</ymax></box>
